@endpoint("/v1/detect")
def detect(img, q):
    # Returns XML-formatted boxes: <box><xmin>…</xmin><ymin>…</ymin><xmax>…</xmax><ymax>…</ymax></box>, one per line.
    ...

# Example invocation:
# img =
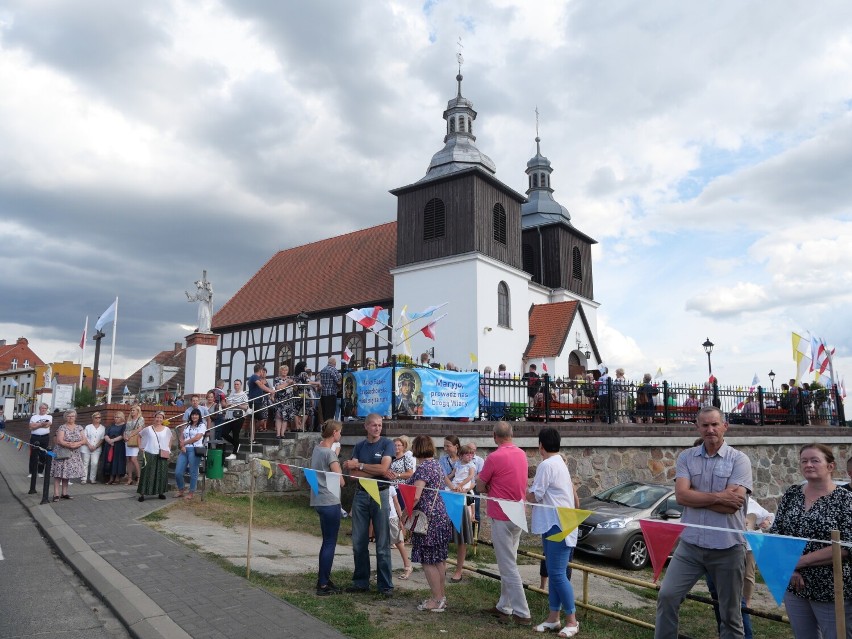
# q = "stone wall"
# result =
<box><xmin>210</xmin><ymin>423</ymin><xmax>851</xmax><ymax>513</ymax></box>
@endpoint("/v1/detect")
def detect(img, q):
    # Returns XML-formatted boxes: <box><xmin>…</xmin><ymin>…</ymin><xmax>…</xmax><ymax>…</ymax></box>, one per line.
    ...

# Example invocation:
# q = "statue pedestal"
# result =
<box><xmin>184</xmin><ymin>332</ymin><xmax>218</xmax><ymax>397</ymax></box>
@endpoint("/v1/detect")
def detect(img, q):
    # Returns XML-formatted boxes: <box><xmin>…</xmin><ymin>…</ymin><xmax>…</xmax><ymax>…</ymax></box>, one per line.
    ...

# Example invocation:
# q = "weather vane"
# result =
<box><xmin>456</xmin><ymin>35</ymin><xmax>464</xmax><ymax>73</ymax></box>
<box><xmin>535</xmin><ymin>106</ymin><xmax>540</xmax><ymax>138</ymax></box>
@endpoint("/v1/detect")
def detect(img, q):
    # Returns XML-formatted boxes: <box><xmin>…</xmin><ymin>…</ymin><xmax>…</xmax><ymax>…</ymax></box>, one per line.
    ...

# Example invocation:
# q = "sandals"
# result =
<box><xmin>52</xmin><ymin>496</ymin><xmax>59</xmax><ymax>502</ymax></box>
<box><xmin>450</xmin><ymin>574</ymin><xmax>463</xmax><ymax>583</ymax></box>
<box><xmin>557</xmin><ymin>623</ymin><xmax>580</xmax><ymax>638</ymax></box>
<box><xmin>184</xmin><ymin>493</ymin><xmax>194</xmax><ymax>500</ymax></box>
<box><xmin>61</xmin><ymin>494</ymin><xmax>72</xmax><ymax>500</ymax></box>
<box><xmin>417</xmin><ymin>597</ymin><xmax>446</xmax><ymax>612</ymax></box>
<box><xmin>535</xmin><ymin>620</ymin><xmax>562</xmax><ymax>633</ymax></box>
<box><xmin>398</xmin><ymin>566</ymin><xmax>413</xmax><ymax>580</ymax></box>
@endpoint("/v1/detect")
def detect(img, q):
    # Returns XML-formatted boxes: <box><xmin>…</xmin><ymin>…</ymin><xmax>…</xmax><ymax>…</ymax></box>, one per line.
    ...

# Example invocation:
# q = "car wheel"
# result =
<box><xmin>620</xmin><ymin>533</ymin><xmax>649</xmax><ymax>570</ymax></box>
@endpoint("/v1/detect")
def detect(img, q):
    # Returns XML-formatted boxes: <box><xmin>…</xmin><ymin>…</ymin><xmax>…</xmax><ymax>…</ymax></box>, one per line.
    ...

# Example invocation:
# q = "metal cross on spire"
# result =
<box><xmin>535</xmin><ymin>106</ymin><xmax>541</xmax><ymax>154</ymax></box>
<box><xmin>456</xmin><ymin>35</ymin><xmax>464</xmax><ymax>73</ymax></box>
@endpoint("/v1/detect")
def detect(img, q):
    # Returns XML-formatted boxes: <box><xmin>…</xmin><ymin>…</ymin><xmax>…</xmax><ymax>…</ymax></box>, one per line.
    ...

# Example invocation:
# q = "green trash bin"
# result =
<box><xmin>206</xmin><ymin>448</ymin><xmax>223</xmax><ymax>479</ymax></box>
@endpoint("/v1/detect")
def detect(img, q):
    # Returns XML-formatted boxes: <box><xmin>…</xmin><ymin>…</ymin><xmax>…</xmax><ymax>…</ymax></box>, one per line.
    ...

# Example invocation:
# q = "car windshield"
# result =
<box><xmin>594</xmin><ymin>482</ymin><xmax>670</xmax><ymax>510</ymax></box>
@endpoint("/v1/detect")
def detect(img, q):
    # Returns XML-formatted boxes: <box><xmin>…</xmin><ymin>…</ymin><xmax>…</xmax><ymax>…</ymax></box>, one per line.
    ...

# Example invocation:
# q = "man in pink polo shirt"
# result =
<box><xmin>476</xmin><ymin>421</ymin><xmax>531</xmax><ymax>626</ymax></box>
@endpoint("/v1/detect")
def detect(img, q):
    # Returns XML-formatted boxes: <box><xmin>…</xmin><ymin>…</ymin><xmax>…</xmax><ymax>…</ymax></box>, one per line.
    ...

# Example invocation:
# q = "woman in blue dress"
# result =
<box><xmin>101</xmin><ymin>410</ymin><xmax>127</xmax><ymax>483</ymax></box>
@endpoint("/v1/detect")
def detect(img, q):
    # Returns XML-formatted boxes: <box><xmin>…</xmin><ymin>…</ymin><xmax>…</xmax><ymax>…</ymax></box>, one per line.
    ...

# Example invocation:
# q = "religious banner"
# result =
<box><xmin>348</xmin><ymin>368</ymin><xmax>393</xmax><ymax>417</ymax></box>
<box><xmin>395</xmin><ymin>368</ymin><xmax>478</xmax><ymax>419</ymax></box>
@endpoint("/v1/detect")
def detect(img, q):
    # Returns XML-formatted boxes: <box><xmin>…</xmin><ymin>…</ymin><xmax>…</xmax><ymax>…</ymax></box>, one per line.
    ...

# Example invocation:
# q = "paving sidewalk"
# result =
<box><xmin>0</xmin><ymin>435</ymin><xmax>347</xmax><ymax>639</ymax></box>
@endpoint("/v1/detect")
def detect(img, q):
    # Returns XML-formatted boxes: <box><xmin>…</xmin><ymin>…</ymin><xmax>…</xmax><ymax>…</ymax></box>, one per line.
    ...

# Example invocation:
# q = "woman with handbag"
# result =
<box><xmin>137</xmin><ymin>410</ymin><xmax>173</xmax><ymax>502</ymax></box>
<box><xmin>123</xmin><ymin>404</ymin><xmax>144</xmax><ymax>485</ymax></box>
<box><xmin>51</xmin><ymin>409</ymin><xmax>86</xmax><ymax>501</ymax></box>
<box><xmin>101</xmin><ymin>411</ymin><xmax>127</xmax><ymax>484</ymax></box>
<box><xmin>175</xmin><ymin>408</ymin><xmax>205</xmax><ymax>499</ymax></box>
<box><xmin>403</xmin><ymin>435</ymin><xmax>451</xmax><ymax>613</ymax></box>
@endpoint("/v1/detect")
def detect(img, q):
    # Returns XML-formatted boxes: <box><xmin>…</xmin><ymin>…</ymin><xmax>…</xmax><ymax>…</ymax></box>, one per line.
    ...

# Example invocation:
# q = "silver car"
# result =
<box><xmin>576</xmin><ymin>481</ymin><xmax>683</xmax><ymax>570</ymax></box>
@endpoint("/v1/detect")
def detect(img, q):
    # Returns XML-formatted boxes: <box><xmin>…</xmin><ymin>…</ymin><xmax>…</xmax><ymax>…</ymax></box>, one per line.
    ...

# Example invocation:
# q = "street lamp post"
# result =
<box><xmin>702</xmin><ymin>338</ymin><xmax>714</xmax><ymax>376</ymax></box>
<box><xmin>768</xmin><ymin>369</ymin><xmax>776</xmax><ymax>393</ymax></box>
<box><xmin>296</xmin><ymin>311</ymin><xmax>309</xmax><ymax>363</ymax></box>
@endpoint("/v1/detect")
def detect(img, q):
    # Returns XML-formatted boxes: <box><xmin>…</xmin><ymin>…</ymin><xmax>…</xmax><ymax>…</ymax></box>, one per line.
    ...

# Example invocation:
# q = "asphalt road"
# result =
<box><xmin>0</xmin><ymin>474</ymin><xmax>130</xmax><ymax>639</ymax></box>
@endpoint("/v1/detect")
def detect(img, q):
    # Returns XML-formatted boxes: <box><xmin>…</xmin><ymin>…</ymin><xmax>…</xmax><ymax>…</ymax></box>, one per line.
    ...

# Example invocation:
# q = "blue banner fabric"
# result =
<box><xmin>348</xmin><ymin>368</ymin><xmax>393</xmax><ymax>417</ymax></box>
<box><xmin>395</xmin><ymin>368</ymin><xmax>479</xmax><ymax>419</ymax></box>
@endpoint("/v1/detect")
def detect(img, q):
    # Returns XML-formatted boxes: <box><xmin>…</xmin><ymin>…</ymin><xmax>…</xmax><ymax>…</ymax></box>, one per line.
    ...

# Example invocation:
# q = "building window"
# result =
<box><xmin>468</xmin><ymin>117</ymin><xmax>472</xmax><ymax>134</ymax></box>
<box><xmin>10</xmin><ymin>358</ymin><xmax>17</xmax><ymax>370</ymax></box>
<box><xmin>449</xmin><ymin>117</ymin><xmax>455</xmax><ymax>134</ymax></box>
<box><xmin>497</xmin><ymin>281</ymin><xmax>510</xmax><ymax>328</ymax></box>
<box><xmin>493</xmin><ymin>203</ymin><xmax>507</xmax><ymax>245</ymax></box>
<box><xmin>532</xmin><ymin>173</ymin><xmax>538</xmax><ymax>188</ymax></box>
<box><xmin>277</xmin><ymin>344</ymin><xmax>293</xmax><ymax>372</ymax></box>
<box><xmin>522</xmin><ymin>243</ymin><xmax>535</xmax><ymax>276</ymax></box>
<box><xmin>541</xmin><ymin>173</ymin><xmax>547</xmax><ymax>188</ymax></box>
<box><xmin>572</xmin><ymin>246</ymin><xmax>583</xmax><ymax>280</ymax></box>
<box><xmin>424</xmin><ymin>198</ymin><xmax>446</xmax><ymax>240</ymax></box>
<box><xmin>23</xmin><ymin>359</ymin><xmax>29</xmax><ymax>368</ymax></box>
<box><xmin>458</xmin><ymin>115</ymin><xmax>465</xmax><ymax>133</ymax></box>
<box><xmin>344</xmin><ymin>335</ymin><xmax>364</xmax><ymax>368</ymax></box>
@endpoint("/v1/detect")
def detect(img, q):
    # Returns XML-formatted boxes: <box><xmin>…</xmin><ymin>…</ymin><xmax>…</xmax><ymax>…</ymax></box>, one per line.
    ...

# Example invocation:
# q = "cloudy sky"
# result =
<box><xmin>2</xmin><ymin>0</ymin><xmax>850</xmax><ymax>388</ymax></box>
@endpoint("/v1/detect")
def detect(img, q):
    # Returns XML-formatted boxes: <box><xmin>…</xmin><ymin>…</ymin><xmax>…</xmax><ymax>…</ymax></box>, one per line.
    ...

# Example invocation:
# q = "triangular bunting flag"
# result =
<box><xmin>325</xmin><ymin>472</ymin><xmax>341</xmax><ymax>500</ymax></box>
<box><xmin>258</xmin><ymin>459</ymin><xmax>273</xmax><ymax>479</ymax></box>
<box><xmin>303</xmin><ymin>468</ymin><xmax>319</xmax><ymax>495</ymax></box>
<box><xmin>639</xmin><ymin>519</ymin><xmax>685</xmax><ymax>582</ymax></box>
<box><xmin>439</xmin><ymin>490</ymin><xmax>465</xmax><ymax>533</ymax></box>
<box><xmin>746</xmin><ymin>532</ymin><xmax>808</xmax><ymax>606</ymax></box>
<box><xmin>277</xmin><ymin>463</ymin><xmax>296</xmax><ymax>484</ymax></box>
<box><xmin>546</xmin><ymin>507</ymin><xmax>593</xmax><ymax>542</ymax></box>
<box><xmin>496</xmin><ymin>498</ymin><xmax>528</xmax><ymax>532</ymax></box>
<box><xmin>358</xmin><ymin>477</ymin><xmax>382</xmax><ymax>506</ymax></box>
<box><xmin>397</xmin><ymin>483</ymin><xmax>417</xmax><ymax>517</ymax></box>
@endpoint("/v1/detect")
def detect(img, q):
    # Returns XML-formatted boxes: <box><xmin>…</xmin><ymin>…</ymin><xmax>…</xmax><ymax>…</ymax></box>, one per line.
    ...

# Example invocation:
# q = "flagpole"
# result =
<box><xmin>78</xmin><ymin>316</ymin><xmax>88</xmax><ymax>390</ymax></box>
<box><xmin>394</xmin><ymin>302</ymin><xmax>449</xmax><ymax>332</ymax></box>
<box><xmin>106</xmin><ymin>297</ymin><xmax>118</xmax><ymax>404</ymax></box>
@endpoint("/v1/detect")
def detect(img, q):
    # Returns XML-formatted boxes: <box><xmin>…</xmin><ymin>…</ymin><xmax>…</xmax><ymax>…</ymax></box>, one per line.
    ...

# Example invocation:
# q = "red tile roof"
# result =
<box><xmin>524</xmin><ymin>301</ymin><xmax>579</xmax><ymax>358</ymax></box>
<box><xmin>0</xmin><ymin>337</ymin><xmax>45</xmax><ymax>371</ymax></box>
<box><xmin>213</xmin><ymin>222</ymin><xmax>397</xmax><ymax>329</ymax></box>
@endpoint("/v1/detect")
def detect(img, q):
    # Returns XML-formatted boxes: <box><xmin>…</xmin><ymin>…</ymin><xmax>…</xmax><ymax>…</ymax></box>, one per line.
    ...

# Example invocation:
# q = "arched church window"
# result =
<box><xmin>458</xmin><ymin>115</ymin><xmax>465</xmax><ymax>133</ymax></box>
<box><xmin>541</xmin><ymin>173</ymin><xmax>548</xmax><ymax>188</ymax></box>
<box><xmin>497</xmin><ymin>282</ymin><xmax>511</xmax><ymax>328</ymax></box>
<box><xmin>493</xmin><ymin>203</ymin><xmax>507</xmax><ymax>245</ymax></box>
<box><xmin>532</xmin><ymin>173</ymin><xmax>539</xmax><ymax>188</ymax></box>
<box><xmin>344</xmin><ymin>335</ymin><xmax>364</xmax><ymax>368</ymax></box>
<box><xmin>572</xmin><ymin>246</ymin><xmax>583</xmax><ymax>281</ymax></box>
<box><xmin>424</xmin><ymin>198</ymin><xmax>446</xmax><ymax>240</ymax></box>
<box><xmin>277</xmin><ymin>343</ymin><xmax>293</xmax><ymax>372</ymax></box>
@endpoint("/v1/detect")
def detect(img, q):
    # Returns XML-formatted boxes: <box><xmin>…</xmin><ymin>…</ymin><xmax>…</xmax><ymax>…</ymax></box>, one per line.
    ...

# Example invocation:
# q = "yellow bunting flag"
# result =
<box><xmin>258</xmin><ymin>459</ymin><xmax>273</xmax><ymax>479</ymax></box>
<box><xmin>358</xmin><ymin>477</ymin><xmax>382</xmax><ymax>506</ymax></box>
<box><xmin>546</xmin><ymin>507</ymin><xmax>593</xmax><ymax>542</ymax></box>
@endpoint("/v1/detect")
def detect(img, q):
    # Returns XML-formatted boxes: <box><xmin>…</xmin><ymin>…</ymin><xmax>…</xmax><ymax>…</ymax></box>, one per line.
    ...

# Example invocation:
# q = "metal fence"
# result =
<box><xmin>476</xmin><ymin>374</ymin><xmax>847</xmax><ymax>426</ymax></box>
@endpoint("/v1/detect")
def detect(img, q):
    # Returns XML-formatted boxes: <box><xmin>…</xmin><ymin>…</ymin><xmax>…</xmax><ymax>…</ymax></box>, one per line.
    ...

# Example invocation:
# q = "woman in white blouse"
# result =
<box><xmin>81</xmin><ymin>412</ymin><xmax>105</xmax><ymax>484</ymax></box>
<box><xmin>174</xmin><ymin>408</ymin><xmax>205</xmax><ymax>499</ymax></box>
<box><xmin>527</xmin><ymin>427</ymin><xmax>580</xmax><ymax>638</ymax></box>
<box><xmin>137</xmin><ymin>411</ymin><xmax>173</xmax><ymax>502</ymax></box>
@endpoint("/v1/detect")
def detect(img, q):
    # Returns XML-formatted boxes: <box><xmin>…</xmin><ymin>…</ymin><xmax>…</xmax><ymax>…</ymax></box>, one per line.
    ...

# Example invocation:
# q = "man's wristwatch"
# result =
<box><xmin>359</xmin><ymin>463</ymin><xmax>364</xmax><ymax>471</ymax></box>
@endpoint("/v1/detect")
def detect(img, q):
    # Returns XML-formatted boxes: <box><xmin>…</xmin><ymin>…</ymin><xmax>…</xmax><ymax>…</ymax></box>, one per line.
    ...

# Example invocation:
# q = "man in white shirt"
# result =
<box><xmin>28</xmin><ymin>403</ymin><xmax>52</xmax><ymax>478</ymax></box>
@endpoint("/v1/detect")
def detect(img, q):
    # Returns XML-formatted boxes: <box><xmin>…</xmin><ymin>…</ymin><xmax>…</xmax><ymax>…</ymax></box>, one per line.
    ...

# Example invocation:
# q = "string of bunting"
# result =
<box><xmin>269</xmin><ymin>459</ymin><xmax>850</xmax><ymax>606</ymax></box>
<box><xmin>0</xmin><ymin>431</ymin><xmax>57</xmax><ymax>457</ymax></box>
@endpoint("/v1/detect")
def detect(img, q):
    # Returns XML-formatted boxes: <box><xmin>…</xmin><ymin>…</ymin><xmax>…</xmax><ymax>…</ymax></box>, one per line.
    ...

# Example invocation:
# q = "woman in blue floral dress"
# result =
<box><xmin>405</xmin><ymin>435</ymin><xmax>451</xmax><ymax>612</ymax></box>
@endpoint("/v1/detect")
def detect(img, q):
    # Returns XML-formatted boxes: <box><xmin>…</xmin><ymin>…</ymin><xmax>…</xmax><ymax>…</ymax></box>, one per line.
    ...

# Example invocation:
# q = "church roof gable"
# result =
<box><xmin>213</xmin><ymin>222</ymin><xmax>397</xmax><ymax>329</ymax></box>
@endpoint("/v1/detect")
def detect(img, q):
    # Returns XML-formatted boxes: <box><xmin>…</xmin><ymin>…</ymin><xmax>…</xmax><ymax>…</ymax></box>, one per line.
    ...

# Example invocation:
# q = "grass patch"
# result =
<box><xmin>140</xmin><ymin>507</ymin><xmax>170</xmax><ymax>522</ymax></box>
<box><xmin>164</xmin><ymin>493</ymin><xmax>793</xmax><ymax>639</ymax></box>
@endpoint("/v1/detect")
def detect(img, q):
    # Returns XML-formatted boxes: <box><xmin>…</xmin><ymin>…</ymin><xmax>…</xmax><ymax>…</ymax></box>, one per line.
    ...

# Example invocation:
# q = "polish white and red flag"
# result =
<box><xmin>419</xmin><ymin>313</ymin><xmax>448</xmax><ymax>340</ymax></box>
<box><xmin>342</xmin><ymin>347</ymin><xmax>353</xmax><ymax>364</ymax></box>
<box><xmin>346</xmin><ymin>306</ymin><xmax>389</xmax><ymax>330</ymax></box>
<box><xmin>540</xmin><ymin>359</ymin><xmax>548</xmax><ymax>373</ymax></box>
<box><xmin>79</xmin><ymin>326</ymin><xmax>87</xmax><ymax>349</ymax></box>
<box><xmin>810</xmin><ymin>336</ymin><xmax>835</xmax><ymax>376</ymax></box>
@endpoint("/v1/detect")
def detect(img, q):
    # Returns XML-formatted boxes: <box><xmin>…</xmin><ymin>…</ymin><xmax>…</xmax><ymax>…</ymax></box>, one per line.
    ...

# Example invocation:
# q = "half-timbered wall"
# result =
<box><xmin>215</xmin><ymin>303</ymin><xmax>393</xmax><ymax>387</ymax></box>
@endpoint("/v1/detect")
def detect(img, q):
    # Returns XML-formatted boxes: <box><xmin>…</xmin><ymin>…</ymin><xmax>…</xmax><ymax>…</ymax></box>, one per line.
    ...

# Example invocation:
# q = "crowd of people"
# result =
<box><xmin>24</xmin><ymin>373</ymin><xmax>852</xmax><ymax>638</ymax></box>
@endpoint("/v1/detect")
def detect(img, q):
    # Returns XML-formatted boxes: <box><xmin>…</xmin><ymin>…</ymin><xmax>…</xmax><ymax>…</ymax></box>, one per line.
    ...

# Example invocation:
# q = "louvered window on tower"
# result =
<box><xmin>424</xmin><ymin>198</ymin><xmax>446</xmax><ymax>241</ymax></box>
<box><xmin>572</xmin><ymin>246</ymin><xmax>583</xmax><ymax>280</ymax></box>
<box><xmin>458</xmin><ymin>116</ymin><xmax>465</xmax><ymax>132</ymax></box>
<box><xmin>493</xmin><ymin>203</ymin><xmax>507</xmax><ymax>245</ymax></box>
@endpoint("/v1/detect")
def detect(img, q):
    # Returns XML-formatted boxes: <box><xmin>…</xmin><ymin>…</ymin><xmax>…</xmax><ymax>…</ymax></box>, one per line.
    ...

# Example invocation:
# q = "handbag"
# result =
<box><xmin>403</xmin><ymin>488</ymin><xmax>440</xmax><ymax>535</ymax></box>
<box><xmin>156</xmin><ymin>429</ymin><xmax>170</xmax><ymax>459</ymax></box>
<box><xmin>54</xmin><ymin>446</ymin><xmax>72</xmax><ymax>460</ymax></box>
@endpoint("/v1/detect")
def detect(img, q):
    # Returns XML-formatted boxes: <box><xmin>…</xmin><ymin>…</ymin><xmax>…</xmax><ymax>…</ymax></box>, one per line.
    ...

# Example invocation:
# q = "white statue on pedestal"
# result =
<box><xmin>186</xmin><ymin>270</ymin><xmax>213</xmax><ymax>333</ymax></box>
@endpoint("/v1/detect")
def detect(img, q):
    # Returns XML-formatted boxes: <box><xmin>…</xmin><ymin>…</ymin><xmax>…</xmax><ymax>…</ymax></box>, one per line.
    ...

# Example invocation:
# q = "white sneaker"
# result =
<box><xmin>80</xmin><ymin>479</ymin><xmax>87</xmax><ymax>484</ymax></box>
<box><xmin>225</xmin><ymin>454</ymin><xmax>237</xmax><ymax>461</ymax></box>
<box><xmin>27</xmin><ymin>474</ymin><xmax>32</xmax><ymax>478</ymax></box>
<box><xmin>38</xmin><ymin>473</ymin><xmax>44</xmax><ymax>478</ymax></box>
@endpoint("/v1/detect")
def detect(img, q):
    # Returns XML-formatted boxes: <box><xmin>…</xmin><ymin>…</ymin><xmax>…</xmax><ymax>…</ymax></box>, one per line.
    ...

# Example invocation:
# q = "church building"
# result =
<box><xmin>212</xmin><ymin>71</ymin><xmax>601</xmax><ymax>384</ymax></box>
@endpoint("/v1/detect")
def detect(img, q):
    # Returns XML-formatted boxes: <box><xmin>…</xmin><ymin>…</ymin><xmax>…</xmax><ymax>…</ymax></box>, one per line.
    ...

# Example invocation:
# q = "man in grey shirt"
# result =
<box><xmin>655</xmin><ymin>406</ymin><xmax>752</xmax><ymax>639</ymax></box>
